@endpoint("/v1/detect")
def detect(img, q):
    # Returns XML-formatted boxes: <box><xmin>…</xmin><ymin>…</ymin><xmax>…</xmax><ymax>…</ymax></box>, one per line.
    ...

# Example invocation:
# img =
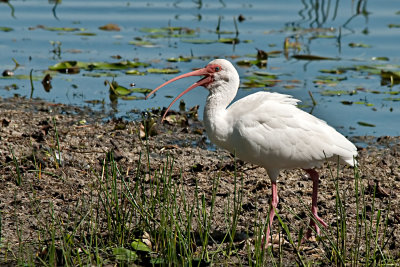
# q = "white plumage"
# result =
<box><xmin>208</xmin><ymin>91</ymin><xmax>356</xmax><ymax>178</ymax></box>
<box><xmin>147</xmin><ymin>59</ymin><xmax>357</xmax><ymax>246</ymax></box>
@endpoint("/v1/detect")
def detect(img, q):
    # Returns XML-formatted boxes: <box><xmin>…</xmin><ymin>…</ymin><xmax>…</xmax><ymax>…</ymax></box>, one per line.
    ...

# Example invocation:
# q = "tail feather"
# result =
<box><xmin>342</xmin><ymin>156</ymin><xmax>358</xmax><ymax>167</ymax></box>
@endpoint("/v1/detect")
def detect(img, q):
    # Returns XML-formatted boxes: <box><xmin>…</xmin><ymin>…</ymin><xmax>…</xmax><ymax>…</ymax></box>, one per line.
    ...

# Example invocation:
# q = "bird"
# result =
<box><xmin>146</xmin><ymin>59</ymin><xmax>357</xmax><ymax>246</ymax></box>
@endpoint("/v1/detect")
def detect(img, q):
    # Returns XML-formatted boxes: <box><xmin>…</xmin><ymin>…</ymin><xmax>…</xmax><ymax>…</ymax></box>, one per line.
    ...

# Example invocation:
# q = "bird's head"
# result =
<box><xmin>145</xmin><ymin>58</ymin><xmax>239</xmax><ymax>121</ymax></box>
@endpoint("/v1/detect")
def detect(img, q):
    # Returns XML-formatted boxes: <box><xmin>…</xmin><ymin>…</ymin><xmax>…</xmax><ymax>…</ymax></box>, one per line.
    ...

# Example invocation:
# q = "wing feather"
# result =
<box><xmin>224</xmin><ymin>92</ymin><xmax>357</xmax><ymax>174</ymax></box>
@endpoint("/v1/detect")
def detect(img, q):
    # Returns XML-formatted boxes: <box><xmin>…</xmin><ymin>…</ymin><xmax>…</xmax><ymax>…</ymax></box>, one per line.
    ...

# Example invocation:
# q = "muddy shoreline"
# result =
<box><xmin>1</xmin><ymin>96</ymin><xmax>399</xmax><ymax>265</ymax></box>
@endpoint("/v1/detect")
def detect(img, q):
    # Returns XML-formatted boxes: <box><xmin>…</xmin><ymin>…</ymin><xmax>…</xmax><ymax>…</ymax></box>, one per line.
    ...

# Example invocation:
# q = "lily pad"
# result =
<box><xmin>75</xmin><ymin>32</ymin><xmax>97</xmax><ymax>36</ymax></box>
<box><xmin>113</xmin><ymin>85</ymin><xmax>133</xmax><ymax>96</ymax></box>
<box><xmin>320</xmin><ymin>89</ymin><xmax>356</xmax><ymax>96</ymax></box>
<box><xmin>315</xmin><ymin>75</ymin><xmax>347</xmax><ymax>81</ymax></box>
<box><xmin>0</xmin><ymin>26</ymin><xmax>13</xmax><ymax>32</ymax></box>
<box><xmin>383</xmin><ymin>97</ymin><xmax>400</xmax><ymax>102</ymax></box>
<box><xmin>386</xmin><ymin>91</ymin><xmax>400</xmax><ymax>95</ymax></box>
<box><xmin>236</xmin><ymin>60</ymin><xmax>255</xmax><ymax>67</ymax></box>
<box><xmin>0</xmin><ymin>74</ymin><xmax>43</xmax><ymax>81</ymax></box>
<box><xmin>35</xmin><ymin>25</ymin><xmax>81</xmax><ymax>32</ymax></box>
<box><xmin>345</xmin><ymin>101</ymin><xmax>374</xmax><ymax>106</ymax></box>
<box><xmin>2</xmin><ymin>84</ymin><xmax>18</xmax><ymax>90</ymax></box>
<box><xmin>120</xmin><ymin>95</ymin><xmax>144</xmax><ymax>100</ymax></box>
<box><xmin>292</xmin><ymin>54</ymin><xmax>338</xmax><ymax>61</ymax></box>
<box><xmin>348</xmin><ymin>42</ymin><xmax>371</xmax><ymax>48</ymax></box>
<box><xmin>253</xmin><ymin>72</ymin><xmax>279</xmax><ymax>79</ymax></box>
<box><xmin>125</xmin><ymin>70</ymin><xmax>146</xmax><ymax>75</ymax></box>
<box><xmin>357</xmin><ymin>121</ymin><xmax>376</xmax><ymax>127</ymax></box>
<box><xmin>147</xmin><ymin>68</ymin><xmax>180</xmax><ymax>74</ymax></box>
<box><xmin>388</xmin><ymin>24</ymin><xmax>400</xmax><ymax>28</ymax></box>
<box><xmin>354</xmin><ymin>64</ymin><xmax>400</xmax><ymax>81</ymax></box>
<box><xmin>313</xmin><ymin>34</ymin><xmax>336</xmax><ymax>39</ymax></box>
<box><xmin>83</xmin><ymin>72</ymin><xmax>118</xmax><ymax>78</ymax></box>
<box><xmin>49</xmin><ymin>60</ymin><xmax>149</xmax><ymax>72</ymax></box>
<box><xmin>129</xmin><ymin>40</ymin><xmax>158</xmax><ymax>47</ymax></box>
<box><xmin>218</xmin><ymin>38</ymin><xmax>240</xmax><ymax>44</ymax></box>
<box><xmin>140</xmin><ymin>26</ymin><xmax>196</xmax><ymax>38</ymax></box>
<box><xmin>354</xmin><ymin>101</ymin><xmax>374</xmax><ymax>106</ymax></box>
<box><xmin>148</xmin><ymin>32</ymin><xmax>196</xmax><ymax>39</ymax></box>
<box><xmin>381</xmin><ymin>70</ymin><xmax>400</xmax><ymax>82</ymax></box>
<box><xmin>314</xmin><ymin>75</ymin><xmax>347</xmax><ymax>85</ymax></box>
<box><xmin>84</xmin><ymin>99</ymin><xmax>105</xmax><ymax>104</ymax></box>
<box><xmin>353</xmin><ymin>65</ymin><xmax>381</xmax><ymax>75</ymax></box>
<box><xmin>371</xmin><ymin>57</ymin><xmax>389</xmax><ymax>61</ymax></box>
<box><xmin>319</xmin><ymin>68</ymin><xmax>346</xmax><ymax>74</ymax></box>
<box><xmin>341</xmin><ymin>101</ymin><xmax>353</xmax><ymax>105</ymax></box>
<box><xmin>107</xmin><ymin>81</ymin><xmax>147</xmax><ymax>99</ymax></box>
<box><xmin>242</xmin><ymin>75</ymin><xmax>280</xmax><ymax>88</ymax></box>
<box><xmin>48</xmin><ymin>61</ymin><xmax>82</xmax><ymax>73</ymax></box>
<box><xmin>130</xmin><ymin>88</ymin><xmax>152</xmax><ymax>94</ymax></box>
<box><xmin>167</xmin><ymin>56</ymin><xmax>192</xmax><ymax>62</ymax></box>
<box><xmin>140</xmin><ymin>27</ymin><xmax>167</xmax><ymax>33</ymax></box>
<box><xmin>92</xmin><ymin>61</ymin><xmax>149</xmax><ymax>70</ymax></box>
<box><xmin>140</xmin><ymin>26</ymin><xmax>195</xmax><ymax>34</ymax></box>
<box><xmin>181</xmin><ymin>39</ymin><xmax>216</xmax><ymax>44</ymax></box>
<box><xmin>245</xmin><ymin>50</ymin><xmax>282</xmax><ymax>59</ymax></box>
<box><xmin>236</xmin><ymin>59</ymin><xmax>267</xmax><ymax>68</ymax></box>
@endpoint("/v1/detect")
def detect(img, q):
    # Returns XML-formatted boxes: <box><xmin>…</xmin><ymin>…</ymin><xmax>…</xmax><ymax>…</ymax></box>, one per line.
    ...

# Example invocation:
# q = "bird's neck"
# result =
<box><xmin>204</xmin><ymin>80</ymin><xmax>237</xmax><ymax>114</ymax></box>
<box><xmin>204</xmin><ymin>92</ymin><xmax>226</xmax><ymax>120</ymax></box>
<box><xmin>203</xmin><ymin>90</ymin><xmax>233</xmax><ymax>148</ymax></box>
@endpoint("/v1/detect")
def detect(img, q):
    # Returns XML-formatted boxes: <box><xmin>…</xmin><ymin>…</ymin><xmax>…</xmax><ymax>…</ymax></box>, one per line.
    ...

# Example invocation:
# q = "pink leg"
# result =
<box><xmin>304</xmin><ymin>169</ymin><xmax>328</xmax><ymax>239</ymax></box>
<box><xmin>263</xmin><ymin>181</ymin><xmax>278</xmax><ymax>247</ymax></box>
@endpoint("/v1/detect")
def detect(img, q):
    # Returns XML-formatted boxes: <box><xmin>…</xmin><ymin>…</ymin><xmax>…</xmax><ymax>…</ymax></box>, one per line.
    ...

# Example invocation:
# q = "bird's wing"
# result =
<box><xmin>228</xmin><ymin>91</ymin><xmax>300</xmax><ymax>111</ymax></box>
<box><xmin>226</xmin><ymin>92</ymin><xmax>357</xmax><ymax>175</ymax></box>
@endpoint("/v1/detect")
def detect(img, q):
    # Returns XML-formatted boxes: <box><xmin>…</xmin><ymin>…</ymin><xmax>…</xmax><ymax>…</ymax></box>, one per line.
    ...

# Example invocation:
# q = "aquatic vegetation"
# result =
<box><xmin>99</xmin><ymin>23</ymin><xmax>121</xmax><ymax>31</ymax></box>
<box><xmin>31</xmin><ymin>25</ymin><xmax>82</xmax><ymax>32</ymax></box>
<box><xmin>292</xmin><ymin>54</ymin><xmax>339</xmax><ymax>61</ymax></box>
<box><xmin>348</xmin><ymin>42</ymin><xmax>371</xmax><ymax>48</ymax></box>
<box><xmin>147</xmin><ymin>68</ymin><xmax>180</xmax><ymax>74</ymax></box>
<box><xmin>129</xmin><ymin>40</ymin><xmax>158</xmax><ymax>47</ymax></box>
<box><xmin>181</xmin><ymin>38</ymin><xmax>216</xmax><ymax>44</ymax></box>
<box><xmin>49</xmin><ymin>60</ymin><xmax>149</xmax><ymax>72</ymax></box>
<box><xmin>0</xmin><ymin>26</ymin><xmax>13</xmax><ymax>32</ymax></box>
<box><xmin>167</xmin><ymin>56</ymin><xmax>192</xmax><ymax>62</ymax></box>
<box><xmin>320</xmin><ymin>89</ymin><xmax>357</xmax><ymax>96</ymax></box>
<box><xmin>357</xmin><ymin>121</ymin><xmax>376</xmax><ymax>127</ymax></box>
<box><xmin>125</xmin><ymin>70</ymin><xmax>146</xmax><ymax>75</ymax></box>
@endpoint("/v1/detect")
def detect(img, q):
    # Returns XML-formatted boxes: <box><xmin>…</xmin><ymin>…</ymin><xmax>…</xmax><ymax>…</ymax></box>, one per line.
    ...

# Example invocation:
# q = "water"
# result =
<box><xmin>0</xmin><ymin>0</ymin><xmax>399</xmax><ymax>136</ymax></box>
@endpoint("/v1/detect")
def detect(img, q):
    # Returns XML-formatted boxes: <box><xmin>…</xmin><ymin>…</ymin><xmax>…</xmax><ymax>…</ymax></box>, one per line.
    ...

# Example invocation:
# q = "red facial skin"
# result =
<box><xmin>145</xmin><ymin>64</ymin><xmax>222</xmax><ymax>121</ymax></box>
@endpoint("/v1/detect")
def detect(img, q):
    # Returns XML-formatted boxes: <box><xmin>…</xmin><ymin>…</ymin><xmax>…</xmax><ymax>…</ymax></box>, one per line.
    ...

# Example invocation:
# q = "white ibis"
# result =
<box><xmin>146</xmin><ymin>59</ymin><xmax>357</xmax><ymax>246</ymax></box>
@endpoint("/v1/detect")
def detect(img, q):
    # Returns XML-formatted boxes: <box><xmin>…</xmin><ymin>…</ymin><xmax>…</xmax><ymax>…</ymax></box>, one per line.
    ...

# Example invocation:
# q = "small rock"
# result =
<box><xmin>2</xmin><ymin>69</ymin><xmax>14</xmax><ymax>77</ymax></box>
<box><xmin>99</xmin><ymin>23</ymin><xmax>121</xmax><ymax>31</ymax></box>
<box><xmin>2</xmin><ymin>118</ymin><xmax>10</xmax><ymax>127</ymax></box>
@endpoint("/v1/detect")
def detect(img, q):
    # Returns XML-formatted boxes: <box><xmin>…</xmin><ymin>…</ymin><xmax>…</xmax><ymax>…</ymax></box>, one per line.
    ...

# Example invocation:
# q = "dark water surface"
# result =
<box><xmin>0</xmin><ymin>0</ymin><xmax>399</xmax><ymax>136</ymax></box>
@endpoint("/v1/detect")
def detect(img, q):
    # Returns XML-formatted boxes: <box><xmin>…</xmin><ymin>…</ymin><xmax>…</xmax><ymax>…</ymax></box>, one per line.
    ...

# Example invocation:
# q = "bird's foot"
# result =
<box><xmin>305</xmin><ymin>226</ymin><xmax>319</xmax><ymax>240</ymax></box>
<box><xmin>262</xmin><ymin>233</ymin><xmax>284</xmax><ymax>248</ymax></box>
<box><xmin>305</xmin><ymin>214</ymin><xmax>328</xmax><ymax>240</ymax></box>
<box><xmin>312</xmin><ymin>213</ymin><xmax>328</xmax><ymax>228</ymax></box>
<box><xmin>261</xmin><ymin>235</ymin><xmax>269</xmax><ymax>249</ymax></box>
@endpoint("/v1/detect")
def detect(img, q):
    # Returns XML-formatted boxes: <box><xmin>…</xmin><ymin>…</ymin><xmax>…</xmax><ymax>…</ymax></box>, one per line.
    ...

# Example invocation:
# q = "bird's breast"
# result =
<box><xmin>203</xmin><ymin>112</ymin><xmax>234</xmax><ymax>151</ymax></box>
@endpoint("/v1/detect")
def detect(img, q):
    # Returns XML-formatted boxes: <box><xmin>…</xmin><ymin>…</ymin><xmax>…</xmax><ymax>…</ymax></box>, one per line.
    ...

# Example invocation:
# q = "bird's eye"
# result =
<box><xmin>215</xmin><ymin>66</ymin><xmax>220</xmax><ymax>72</ymax></box>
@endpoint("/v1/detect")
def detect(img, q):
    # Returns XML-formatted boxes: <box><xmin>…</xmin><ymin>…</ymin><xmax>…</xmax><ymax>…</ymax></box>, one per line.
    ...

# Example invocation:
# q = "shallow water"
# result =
<box><xmin>0</xmin><ymin>0</ymin><xmax>399</xmax><ymax>136</ymax></box>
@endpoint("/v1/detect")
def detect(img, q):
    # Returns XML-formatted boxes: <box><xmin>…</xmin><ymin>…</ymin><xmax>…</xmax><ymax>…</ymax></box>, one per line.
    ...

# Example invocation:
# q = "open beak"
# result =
<box><xmin>145</xmin><ymin>67</ymin><xmax>212</xmax><ymax>121</ymax></box>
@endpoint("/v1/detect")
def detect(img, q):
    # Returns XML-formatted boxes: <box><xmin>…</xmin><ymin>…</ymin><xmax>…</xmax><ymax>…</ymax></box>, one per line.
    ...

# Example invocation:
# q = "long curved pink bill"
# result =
<box><xmin>161</xmin><ymin>77</ymin><xmax>211</xmax><ymax>122</ymax></box>
<box><xmin>145</xmin><ymin>68</ymin><xmax>208</xmax><ymax>100</ymax></box>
